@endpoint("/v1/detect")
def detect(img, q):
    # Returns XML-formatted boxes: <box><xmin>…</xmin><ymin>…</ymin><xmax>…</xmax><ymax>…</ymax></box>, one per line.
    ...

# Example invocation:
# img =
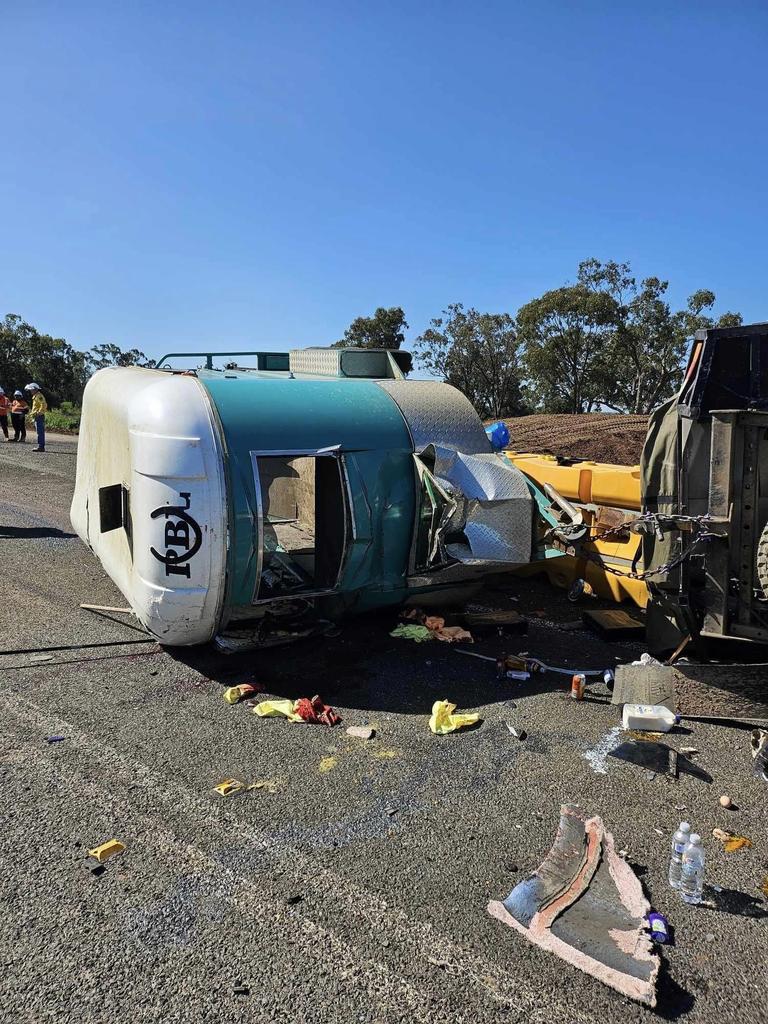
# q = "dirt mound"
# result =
<box><xmin>500</xmin><ymin>413</ymin><xmax>649</xmax><ymax>465</ymax></box>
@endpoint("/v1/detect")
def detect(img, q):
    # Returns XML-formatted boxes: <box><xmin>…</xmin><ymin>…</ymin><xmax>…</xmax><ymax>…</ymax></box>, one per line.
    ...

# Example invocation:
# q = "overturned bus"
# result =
<box><xmin>71</xmin><ymin>347</ymin><xmax>538</xmax><ymax>648</ymax></box>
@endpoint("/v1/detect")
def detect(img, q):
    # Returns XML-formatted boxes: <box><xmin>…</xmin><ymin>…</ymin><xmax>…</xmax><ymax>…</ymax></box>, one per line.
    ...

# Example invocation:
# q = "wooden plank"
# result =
<box><xmin>582</xmin><ymin>608</ymin><xmax>646</xmax><ymax>640</ymax></box>
<box><xmin>613</xmin><ymin>662</ymin><xmax>768</xmax><ymax>720</ymax></box>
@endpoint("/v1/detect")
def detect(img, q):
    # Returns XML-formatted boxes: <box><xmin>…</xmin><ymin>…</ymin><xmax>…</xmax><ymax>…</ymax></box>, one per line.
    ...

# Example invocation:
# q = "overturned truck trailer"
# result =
<box><xmin>643</xmin><ymin>323</ymin><xmax>768</xmax><ymax>652</ymax></box>
<box><xmin>71</xmin><ymin>348</ymin><xmax>534</xmax><ymax>647</ymax></box>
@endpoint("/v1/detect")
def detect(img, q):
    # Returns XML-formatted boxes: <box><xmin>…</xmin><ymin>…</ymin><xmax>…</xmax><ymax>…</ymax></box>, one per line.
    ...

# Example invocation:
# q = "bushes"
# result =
<box><xmin>40</xmin><ymin>402</ymin><xmax>81</xmax><ymax>432</ymax></box>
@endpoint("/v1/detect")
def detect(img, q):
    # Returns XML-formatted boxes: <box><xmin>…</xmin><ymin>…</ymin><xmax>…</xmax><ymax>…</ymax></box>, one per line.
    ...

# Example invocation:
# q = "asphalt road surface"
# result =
<box><xmin>1</xmin><ymin>435</ymin><xmax>766</xmax><ymax>1023</ymax></box>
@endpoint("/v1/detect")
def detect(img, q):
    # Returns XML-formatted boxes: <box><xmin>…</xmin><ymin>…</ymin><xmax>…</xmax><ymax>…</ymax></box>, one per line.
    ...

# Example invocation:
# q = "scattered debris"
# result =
<box><xmin>214</xmin><ymin>779</ymin><xmax>247</xmax><ymax>797</ymax></box>
<box><xmin>719</xmin><ymin>794</ymin><xmax>734</xmax><ymax>809</ymax></box>
<box><xmin>506</xmin><ymin>724</ymin><xmax>527</xmax><ymax>740</ymax></box>
<box><xmin>570</xmin><ymin>673</ymin><xmax>585</xmax><ymax>701</ymax></box>
<box><xmin>487</xmin><ymin>803</ymin><xmax>660</xmax><ymax>1007</ymax></box>
<box><xmin>213</xmin><ymin>778</ymin><xmax>278</xmax><ymax>796</ymax></box>
<box><xmin>647</xmin><ymin>911</ymin><xmax>670</xmax><ymax>944</ymax></box>
<box><xmin>45</xmin><ymin>735</ymin><xmax>66</xmax><ymax>744</ymax></box>
<box><xmin>346</xmin><ymin>726</ymin><xmax>375</xmax><ymax>740</ymax></box>
<box><xmin>751</xmin><ymin>729</ymin><xmax>768</xmax><ymax>783</ymax></box>
<box><xmin>286</xmin><ymin>894</ymin><xmax>302</xmax><ymax>905</ymax></box>
<box><xmin>567</xmin><ymin>578</ymin><xmax>596</xmax><ymax>602</ymax></box>
<box><xmin>432</xmin><ymin>624</ymin><xmax>473</xmax><ymax>644</ymax></box>
<box><xmin>390</xmin><ymin>624</ymin><xmax>433</xmax><ymax>643</ymax></box>
<box><xmin>621</xmin><ymin>704</ymin><xmax>679</xmax><ymax>733</ymax></box>
<box><xmin>253</xmin><ymin>695</ymin><xmax>340</xmax><ymax>726</ymax></box>
<box><xmin>318</xmin><ymin>756</ymin><xmax>337</xmax><ymax>774</ymax></box>
<box><xmin>632</xmin><ymin>652</ymin><xmax>662</xmax><ymax>667</ymax></box>
<box><xmin>29</xmin><ymin>653</ymin><xmax>54</xmax><ymax>664</ymax></box>
<box><xmin>233</xmin><ymin>982</ymin><xmax>250</xmax><ymax>996</ymax></box>
<box><xmin>759</xmin><ymin>876</ymin><xmax>768</xmax><ymax>899</ymax></box>
<box><xmin>712</xmin><ymin>828</ymin><xmax>751</xmax><ymax>853</ymax></box>
<box><xmin>88</xmin><ymin>839</ymin><xmax>126</xmax><ymax>863</ymax></box>
<box><xmin>681</xmin><ymin>747</ymin><xmax>698</xmax><ymax>755</ymax></box>
<box><xmin>461</xmin><ymin>609</ymin><xmax>528</xmax><ymax>636</ymax></box>
<box><xmin>582</xmin><ymin>608</ymin><xmax>645</xmax><ymax>640</ymax></box>
<box><xmin>223</xmin><ymin>683</ymin><xmax>260</xmax><ymax>704</ymax></box>
<box><xmin>429</xmin><ymin>700</ymin><xmax>480</xmax><ymax>735</ymax></box>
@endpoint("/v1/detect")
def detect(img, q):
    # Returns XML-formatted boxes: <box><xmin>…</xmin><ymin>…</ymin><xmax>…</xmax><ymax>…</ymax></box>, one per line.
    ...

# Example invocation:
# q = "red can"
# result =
<box><xmin>570</xmin><ymin>673</ymin><xmax>586</xmax><ymax>700</ymax></box>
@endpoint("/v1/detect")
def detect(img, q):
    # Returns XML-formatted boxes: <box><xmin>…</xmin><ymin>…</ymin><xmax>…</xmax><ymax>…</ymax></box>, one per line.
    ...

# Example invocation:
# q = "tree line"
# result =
<box><xmin>0</xmin><ymin>314</ymin><xmax>151</xmax><ymax>408</ymax></box>
<box><xmin>1</xmin><ymin>258</ymin><xmax>742</xmax><ymax>415</ymax></box>
<box><xmin>339</xmin><ymin>258</ymin><xmax>742</xmax><ymax>417</ymax></box>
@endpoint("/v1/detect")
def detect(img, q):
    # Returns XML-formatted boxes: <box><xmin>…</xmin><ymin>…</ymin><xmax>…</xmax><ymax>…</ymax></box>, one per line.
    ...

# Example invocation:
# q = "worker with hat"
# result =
<box><xmin>25</xmin><ymin>383</ymin><xmax>47</xmax><ymax>452</ymax></box>
<box><xmin>0</xmin><ymin>387</ymin><xmax>10</xmax><ymax>440</ymax></box>
<box><xmin>10</xmin><ymin>390</ymin><xmax>28</xmax><ymax>442</ymax></box>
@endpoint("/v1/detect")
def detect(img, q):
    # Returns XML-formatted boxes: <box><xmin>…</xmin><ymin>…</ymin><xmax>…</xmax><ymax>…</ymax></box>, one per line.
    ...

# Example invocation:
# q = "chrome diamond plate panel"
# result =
<box><xmin>376</xmin><ymin>380</ymin><xmax>490</xmax><ymax>454</ymax></box>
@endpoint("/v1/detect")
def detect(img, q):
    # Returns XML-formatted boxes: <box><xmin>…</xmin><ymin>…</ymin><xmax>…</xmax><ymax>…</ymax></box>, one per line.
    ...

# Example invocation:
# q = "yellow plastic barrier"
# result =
<box><xmin>505</xmin><ymin>452</ymin><xmax>648</xmax><ymax>608</ymax></box>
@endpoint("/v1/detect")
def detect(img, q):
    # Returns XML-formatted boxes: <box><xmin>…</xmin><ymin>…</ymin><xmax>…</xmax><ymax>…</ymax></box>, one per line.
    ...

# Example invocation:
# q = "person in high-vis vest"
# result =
<box><xmin>25</xmin><ymin>383</ymin><xmax>47</xmax><ymax>452</ymax></box>
<box><xmin>0</xmin><ymin>387</ymin><xmax>10</xmax><ymax>440</ymax></box>
<box><xmin>10</xmin><ymin>390</ymin><xmax>28</xmax><ymax>442</ymax></box>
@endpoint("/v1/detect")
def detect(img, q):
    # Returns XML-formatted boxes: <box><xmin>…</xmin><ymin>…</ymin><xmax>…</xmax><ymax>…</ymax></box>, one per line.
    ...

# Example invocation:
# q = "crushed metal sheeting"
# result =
<box><xmin>487</xmin><ymin>803</ymin><xmax>660</xmax><ymax>1007</ymax></box>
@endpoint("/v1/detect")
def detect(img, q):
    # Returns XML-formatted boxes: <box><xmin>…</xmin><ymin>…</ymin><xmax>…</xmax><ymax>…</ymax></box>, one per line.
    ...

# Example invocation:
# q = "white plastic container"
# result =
<box><xmin>621</xmin><ymin>703</ymin><xmax>679</xmax><ymax>732</ymax></box>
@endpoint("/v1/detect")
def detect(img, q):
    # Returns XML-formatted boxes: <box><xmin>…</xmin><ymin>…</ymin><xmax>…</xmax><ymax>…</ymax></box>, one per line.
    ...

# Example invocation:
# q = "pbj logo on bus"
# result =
<box><xmin>150</xmin><ymin>492</ymin><xmax>203</xmax><ymax>578</ymax></box>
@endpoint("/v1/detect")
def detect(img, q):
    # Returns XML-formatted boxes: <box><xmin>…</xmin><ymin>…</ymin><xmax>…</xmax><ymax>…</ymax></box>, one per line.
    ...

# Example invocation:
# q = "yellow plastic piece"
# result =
<box><xmin>429</xmin><ymin>700</ymin><xmax>480</xmax><ymax>735</ymax></box>
<box><xmin>88</xmin><ymin>839</ymin><xmax>126</xmax><ymax>863</ymax></box>
<box><xmin>252</xmin><ymin>698</ymin><xmax>303</xmax><ymax>722</ymax></box>
<box><xmin>504</xmin><ymin>452</ymin><xmax>648</xmax><ymax>608</ymax></box>
<box><xmin>223</xmin><ymin>684</ymin><xmax>254</xmax><ymax>704</ymax></box>
<box><xmin>214</xmin><ymin>778</ymin><xmax>246</xmax><ymax>797</ymax></box>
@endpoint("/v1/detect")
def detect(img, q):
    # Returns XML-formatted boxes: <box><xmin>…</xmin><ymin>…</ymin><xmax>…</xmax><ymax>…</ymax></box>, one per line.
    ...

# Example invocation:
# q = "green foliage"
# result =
<box><xmin>517</xmin><ymin>279</ymin><xmax>619</xmax><ymax>413</ymax></box>
<box><xmin>88</xmin><ymin>342</ymin><xmax>151</xmax><ymax>370</ymax></box>
<box><xmin>334</xmin><ymin>306</ymin><xmax>408</xmax><ymax>350</ymax></box>
<box><xmin>44</xmin><ymin>403</ymin><xmax>82</xmax><ymax>432</ymax></box>
<box><xmin>413</xmin><ymin>303</ymin><xmax>528</xmax><ymax>419</ymax></box>
<box><xmin>0</xmin><ymin>313</ymin><xmax>90</xmax><ymax>409</ymax></box>
<box><xmin>518</xmin><ymin>260</ymin><xmax>743</xmax><ymax>414</ymax></box>
<box><xmin>0</xmin><ymin>314</ymin><xmax>153</xmax><ymax>410</ymax></box>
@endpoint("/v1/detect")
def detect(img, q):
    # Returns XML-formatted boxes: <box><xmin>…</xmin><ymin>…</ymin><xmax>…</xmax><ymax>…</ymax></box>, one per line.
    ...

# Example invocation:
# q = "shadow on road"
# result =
<box><xmin>0</xmin><ymin>525</ymin><xmax>77</xmax><ymax>539</ymax></box>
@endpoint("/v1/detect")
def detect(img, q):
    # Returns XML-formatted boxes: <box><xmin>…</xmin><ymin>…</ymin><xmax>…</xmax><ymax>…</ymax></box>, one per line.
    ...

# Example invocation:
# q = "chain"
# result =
<box><xmin>554</xmin><ymin>513</ymin><xmax>718</xmax><ymax>581</ymax></box>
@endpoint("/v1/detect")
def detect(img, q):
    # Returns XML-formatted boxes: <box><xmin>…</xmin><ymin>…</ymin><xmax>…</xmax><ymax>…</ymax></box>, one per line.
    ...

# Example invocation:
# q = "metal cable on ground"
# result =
<box><xmin>0</xmin><ymin>649</ymin><xmax>163</xmax><ymax>671</ymax></box>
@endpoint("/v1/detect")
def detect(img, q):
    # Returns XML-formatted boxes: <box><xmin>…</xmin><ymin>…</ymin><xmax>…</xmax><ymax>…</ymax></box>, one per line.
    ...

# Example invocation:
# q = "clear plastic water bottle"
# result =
<box><xmin>680</xmin><ymin>833</ymin><xmax>705</xmax><ymax>905</ymax></box>
<box><xmin>668</xmin><ymin>821</ymin><xmax>691</xmax><ymax>889</ymax></box>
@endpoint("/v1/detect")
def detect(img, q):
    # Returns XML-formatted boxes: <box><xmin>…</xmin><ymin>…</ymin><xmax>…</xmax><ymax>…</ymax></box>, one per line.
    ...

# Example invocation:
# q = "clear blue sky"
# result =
<box><xmin>1</xmin><ymin>1</ymin><xmax>766</xmax><ymax>362</ymax></box>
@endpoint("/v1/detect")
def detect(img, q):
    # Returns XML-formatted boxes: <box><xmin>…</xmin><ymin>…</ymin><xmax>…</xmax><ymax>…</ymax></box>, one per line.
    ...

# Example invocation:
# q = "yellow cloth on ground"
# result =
<box><xmin>429</xmin><ymin>700</ymin><xmax>481</xmax><ymax>735</ymax></box>
<box><xmin>253</xmin><ymin>698</ymin><xmax>303</xmax><ymax>722</ymax></box>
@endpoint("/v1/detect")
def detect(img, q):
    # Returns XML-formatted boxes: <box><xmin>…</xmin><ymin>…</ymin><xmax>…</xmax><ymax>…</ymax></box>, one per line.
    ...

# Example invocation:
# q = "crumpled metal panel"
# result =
<box><xmin>428</xmin><ymin>444</ymin><xmax>532</xmax><ymax>564</ymax></box>
<box><xmin>376</xmin><ymin>380</ymin><xmax>490</xmax><ymax>454</ymax></box>
<box><xmin>488</xmin><ymin>804</ymin><xmax>659</xmax><ymax>1007</ymax></box>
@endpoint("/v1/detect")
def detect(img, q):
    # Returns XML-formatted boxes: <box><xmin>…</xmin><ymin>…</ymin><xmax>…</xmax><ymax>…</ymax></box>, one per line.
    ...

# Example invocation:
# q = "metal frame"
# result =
<box><xmin>248</xmin><ymin>448</ymin><xmax>351</xmax><ymax>604</ymax></box>
<box><xmin>154</xmin><ymin>350</ymin><xmax>289</xmax><ymax>371</ymax></box>
<box><xmin>702</xmin><ymin>411</ymin><xmax>768</xmax><ymax>643</ymax></box>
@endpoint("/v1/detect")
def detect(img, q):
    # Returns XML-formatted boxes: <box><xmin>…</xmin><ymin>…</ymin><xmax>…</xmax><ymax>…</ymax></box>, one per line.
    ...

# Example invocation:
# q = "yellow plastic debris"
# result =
<box><xmin>712</xmin><ymin>827</ymin><xmax>752</xmax><ymax>853</ymax></box>
<box><xmin>88</xmin><ymin>839</ymin><xmax>126</xmax><ymax>863</ymax></box>
<box><xmin>214</xmin><ymin>778</ymin><xmax>246</xmax><ymax>797</ymax></box>
<box><xmin>223</xmin><ymin>684</ymin><xmax>256</xmax><ymax>704</ymax></box>
<box><xmin>429</xmin><ymin>700</ymin><xmax>481</xmax><ymax>735</ymax></box>
<box><xmin>318</xmin><ymin>756</ymin><xmax>337</xmax><ymax>774</ymax></box>
<box><xmin>252</xmin><ymin>698</ymin><xmax>303</xmax><ymax>722</ymax></box>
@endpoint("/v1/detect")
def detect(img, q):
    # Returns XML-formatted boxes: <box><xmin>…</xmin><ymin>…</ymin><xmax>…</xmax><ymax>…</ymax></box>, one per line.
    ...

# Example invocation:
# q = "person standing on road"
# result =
<box><xmin>0</xmin><ymin>388</ymin><xmax>10</xmax><ymax>441</ymax></box>
<box><xmin>11</xmin><ymin>390</ymin><xmax>28</xmax><ymax>442</ymax></box>
<box><xmin>25</xmin><ymin>382</ymin><xmax>47</xmax><ymax>452</ymax></box>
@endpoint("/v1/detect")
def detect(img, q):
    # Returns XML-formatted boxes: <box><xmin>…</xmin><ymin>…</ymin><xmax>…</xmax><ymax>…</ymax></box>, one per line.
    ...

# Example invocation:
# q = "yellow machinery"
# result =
<box><xmin>504</xmin><ymin>453</ymin><xmax>649</xmax><ymax>608</ymax></box>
